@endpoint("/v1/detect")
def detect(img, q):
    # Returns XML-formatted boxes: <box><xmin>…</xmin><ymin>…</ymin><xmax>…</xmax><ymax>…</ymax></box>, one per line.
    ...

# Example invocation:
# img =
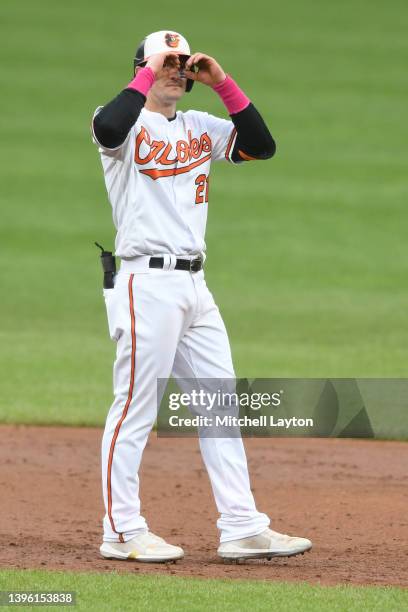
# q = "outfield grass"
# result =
<box><xmin>1</xmin><ymin>0</ymin><xmax>407</xmax><ymax>427</ymax></box>
<box><xmin>0</xmin><ymin>571</ymin><xmax>406</xmax><ymax>612</ymax></box>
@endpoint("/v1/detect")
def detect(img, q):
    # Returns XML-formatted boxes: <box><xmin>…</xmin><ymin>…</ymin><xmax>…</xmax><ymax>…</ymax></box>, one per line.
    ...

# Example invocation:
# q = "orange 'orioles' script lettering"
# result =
<box><xmin>135</xmin><ymin>127</ymin><xmax>212</xmax><ymax>180</ymax></box>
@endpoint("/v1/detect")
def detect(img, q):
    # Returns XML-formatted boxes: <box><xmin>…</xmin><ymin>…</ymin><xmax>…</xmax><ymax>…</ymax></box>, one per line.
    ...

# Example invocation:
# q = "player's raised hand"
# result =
<box><xmin>145</xmin><ymin>52</ymin><xmax>180</xmax><ymax>75</ymax></box>
<box><xmin>184</xmin><ymin>53</ymin><xmax>226</xmax><ymax>87</ymax></box>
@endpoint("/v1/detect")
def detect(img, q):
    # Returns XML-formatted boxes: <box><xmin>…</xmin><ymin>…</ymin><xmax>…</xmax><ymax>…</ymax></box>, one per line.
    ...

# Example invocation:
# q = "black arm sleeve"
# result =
<box><xmin>92</xmin><ymin>88</ymin><xmax>146</xmax><ymax>149</ymax></box>
<box><xmin>230</xmin><ymin>103</ymin><xmax>276</xmax><ymax>162</ymax></box>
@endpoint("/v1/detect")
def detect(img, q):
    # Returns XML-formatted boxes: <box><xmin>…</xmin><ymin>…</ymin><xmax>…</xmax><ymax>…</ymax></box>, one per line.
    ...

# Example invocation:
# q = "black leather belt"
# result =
<box><xmin>149</xmin><ymin>256</ymin><xmax>203</xmax><ymax>273</ymax></box>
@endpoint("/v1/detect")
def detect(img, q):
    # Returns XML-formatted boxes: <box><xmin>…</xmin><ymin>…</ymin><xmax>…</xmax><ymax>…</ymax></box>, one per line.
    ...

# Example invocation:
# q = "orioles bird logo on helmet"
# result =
<box><xmin>165</xmin><ymin>33</ymin><xmax>180</xmax><ymax>48</ymax></box>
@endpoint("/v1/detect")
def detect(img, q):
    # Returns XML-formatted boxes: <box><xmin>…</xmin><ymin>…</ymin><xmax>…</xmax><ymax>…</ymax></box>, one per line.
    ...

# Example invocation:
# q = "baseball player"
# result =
<box><xmin>92</xmin><ymin>30</ymin><xmax>312</xmax><ymax>562</ymax></box>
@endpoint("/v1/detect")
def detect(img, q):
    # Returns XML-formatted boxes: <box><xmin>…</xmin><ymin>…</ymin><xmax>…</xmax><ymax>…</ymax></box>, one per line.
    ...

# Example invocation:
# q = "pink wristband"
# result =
<box><xmin>126</xmin><ymin>66</ymin><xmax>155</xmax><ymax>97</ymax></box>
<box><xmin>212</xmin><ymin>75</ymin><xmax>250</xmax><ymax>115</ymax></box>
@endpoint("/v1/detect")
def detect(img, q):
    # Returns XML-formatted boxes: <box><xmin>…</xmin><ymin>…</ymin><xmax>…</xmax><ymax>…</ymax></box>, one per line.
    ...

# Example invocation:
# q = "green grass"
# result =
<box><xmin>0</xmin><ymin>571</ymin><xmax>406</xmax><ymax>612</ymax></box>
<box><xmin>1</xmin><ymin>0</ymin><xmax>408</xmax><ymax>426</ymax></box>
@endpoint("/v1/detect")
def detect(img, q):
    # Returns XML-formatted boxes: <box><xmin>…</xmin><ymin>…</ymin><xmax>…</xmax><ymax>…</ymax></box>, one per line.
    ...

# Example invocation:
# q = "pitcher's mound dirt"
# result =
<box><xmin>0</xmin><ymin>425</ymin><xmax>407</xmax><ymax>586</ymax></box>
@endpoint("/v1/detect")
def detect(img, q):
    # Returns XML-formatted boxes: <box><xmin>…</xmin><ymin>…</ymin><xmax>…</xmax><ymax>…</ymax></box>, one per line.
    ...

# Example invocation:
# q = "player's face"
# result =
<box><xmin>137</xmin><ymin>55</ymin><xmax>187</xmax><ymax>104</ymax></box>
<box><xmin>152</xmin><ymin>64</ymin><xmax>187</xmax><ymax>101</ymax></box>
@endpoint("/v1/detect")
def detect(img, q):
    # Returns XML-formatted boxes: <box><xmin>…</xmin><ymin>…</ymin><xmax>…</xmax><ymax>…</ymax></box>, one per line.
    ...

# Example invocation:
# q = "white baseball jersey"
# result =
<box><xmin>92</xmin><ymin>108</ymin><xmax>238</xmax><ymax>258</ymax></box>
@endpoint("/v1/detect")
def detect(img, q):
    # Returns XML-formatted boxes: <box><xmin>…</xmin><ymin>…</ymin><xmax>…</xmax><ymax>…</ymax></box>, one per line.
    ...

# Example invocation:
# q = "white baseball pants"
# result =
<box><xmin>101</xmin><ymin>258</ymin><xmax>269</xmax><ymax>543</ymax></box>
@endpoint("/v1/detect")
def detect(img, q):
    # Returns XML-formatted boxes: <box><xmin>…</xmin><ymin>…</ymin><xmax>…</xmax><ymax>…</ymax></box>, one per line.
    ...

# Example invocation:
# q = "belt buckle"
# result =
<box><xmin>190</xmin><ymin>256</ymin><xmax>202</xmax><ymax>273</ymax></box>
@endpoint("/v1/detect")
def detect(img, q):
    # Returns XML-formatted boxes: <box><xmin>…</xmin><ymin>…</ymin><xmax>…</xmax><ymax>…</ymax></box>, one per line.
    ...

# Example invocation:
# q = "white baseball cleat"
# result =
<box><xmin>217</xmin><ymin>528</ymin><xmax>312</xmax><ymax>560</ymax></box>
<box><xmin>100</xmin><ymin>531</ymin><xmax>184</xmax><ymax>563</ymax></box>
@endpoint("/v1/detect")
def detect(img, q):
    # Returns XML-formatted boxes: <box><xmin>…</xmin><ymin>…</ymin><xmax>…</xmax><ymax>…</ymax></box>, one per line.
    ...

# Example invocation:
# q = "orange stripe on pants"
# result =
<box><xmin>106</xmin><ymin>273</ymin><xmax>136</xmax><ymax>539</ymax></box>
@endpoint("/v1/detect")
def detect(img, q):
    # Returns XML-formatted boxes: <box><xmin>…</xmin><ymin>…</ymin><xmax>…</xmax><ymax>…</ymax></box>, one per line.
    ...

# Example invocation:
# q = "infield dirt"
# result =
<box><xmin>1</xmin><ymin>426</ymin><xmax>407</xmax><ymax>586</ymax></box>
